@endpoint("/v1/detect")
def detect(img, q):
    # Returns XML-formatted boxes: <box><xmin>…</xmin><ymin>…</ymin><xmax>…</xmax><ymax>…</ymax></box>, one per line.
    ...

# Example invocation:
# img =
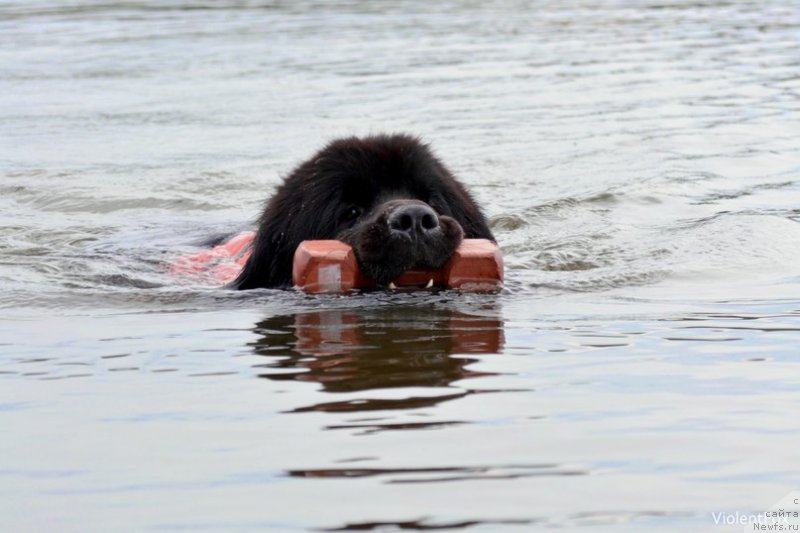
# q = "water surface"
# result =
<box><xmin>2</xmin><ymin>1</ymin><xmax>800</xmax><ymax>531</ymax></box>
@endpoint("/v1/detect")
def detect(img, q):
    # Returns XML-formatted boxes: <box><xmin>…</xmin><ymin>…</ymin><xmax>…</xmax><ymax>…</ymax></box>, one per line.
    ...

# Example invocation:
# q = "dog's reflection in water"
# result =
<box><xmin>251</xmin><ymin>306</ymin><xmax>505</xmax><ymax>412</ymax></box>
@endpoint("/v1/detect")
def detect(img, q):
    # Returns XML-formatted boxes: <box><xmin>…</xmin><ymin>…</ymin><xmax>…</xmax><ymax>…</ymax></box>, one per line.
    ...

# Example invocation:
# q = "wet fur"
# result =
<box><xmin>233</xmin><ymin>134</ymin><xmax>494</xmax><ymax>289</ymax></box>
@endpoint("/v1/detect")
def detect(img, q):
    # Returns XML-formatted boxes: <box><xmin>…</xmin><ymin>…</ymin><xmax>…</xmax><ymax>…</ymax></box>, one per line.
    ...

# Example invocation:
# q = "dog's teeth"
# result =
<box><xmin>425</xmin><ymin>278</ymin><xmax>434</xmax><ymax>289</ymax></box>
<box><xmin>388</xmin><ymin>282</ymin><xmax>397</xmax><ymax>290</ymax></box>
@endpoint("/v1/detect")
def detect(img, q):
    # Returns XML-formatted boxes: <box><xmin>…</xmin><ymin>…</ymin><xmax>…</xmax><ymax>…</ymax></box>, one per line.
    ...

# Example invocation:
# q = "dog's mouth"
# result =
<box><xmin>337</xmin><ymin>199</ymin><xmax>464</xmax><ymax>287</ymax></box>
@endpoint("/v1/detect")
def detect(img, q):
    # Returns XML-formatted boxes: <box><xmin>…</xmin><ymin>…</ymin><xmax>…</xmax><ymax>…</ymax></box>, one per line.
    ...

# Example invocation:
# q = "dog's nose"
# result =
<box><xmin>388</xmin><ymin>203</ymin><xmax>440</xmax><ymax>238</ymax></box>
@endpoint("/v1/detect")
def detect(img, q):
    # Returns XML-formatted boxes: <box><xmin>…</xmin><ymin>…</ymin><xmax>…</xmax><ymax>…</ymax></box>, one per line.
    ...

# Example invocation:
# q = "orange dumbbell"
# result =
<box><xmin>292</xmin><ymin>239</ymin><xmax>503</xmax><ymax>294</ymax></box>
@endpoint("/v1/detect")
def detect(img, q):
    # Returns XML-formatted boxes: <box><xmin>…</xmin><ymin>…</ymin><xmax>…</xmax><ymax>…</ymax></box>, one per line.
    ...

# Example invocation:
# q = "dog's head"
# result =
<box><xmin>234</xmin><ymin>134</ymin><xmax>494</xmax><ymax>289</ymax></box>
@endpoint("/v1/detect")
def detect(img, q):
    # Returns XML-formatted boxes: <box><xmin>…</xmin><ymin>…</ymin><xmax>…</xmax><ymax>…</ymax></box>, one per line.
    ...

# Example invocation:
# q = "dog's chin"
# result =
<box><xmin>339</xmin><ymin>215</ymin><xmax>464</xmax><ymax>287</ymax></box>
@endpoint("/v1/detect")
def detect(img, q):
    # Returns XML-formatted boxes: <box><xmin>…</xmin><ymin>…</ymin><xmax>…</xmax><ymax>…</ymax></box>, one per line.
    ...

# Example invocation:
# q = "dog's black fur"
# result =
<box><xmin>233</xmin><ymin>134</ymin><xmax>494</xmax><ymax>289</ymax></box>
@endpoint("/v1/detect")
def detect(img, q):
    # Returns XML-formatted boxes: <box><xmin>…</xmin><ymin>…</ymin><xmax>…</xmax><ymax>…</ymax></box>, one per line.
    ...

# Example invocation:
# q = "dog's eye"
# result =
<box><xmin>340</xmin><ymin>206</ymin><xmax>362</xmax><ymax>222</ymax></box>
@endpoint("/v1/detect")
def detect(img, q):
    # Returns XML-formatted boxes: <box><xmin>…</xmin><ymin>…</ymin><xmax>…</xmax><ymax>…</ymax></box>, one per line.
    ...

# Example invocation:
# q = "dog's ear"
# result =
<box><xmin>432</xmin><ymin>165</ymin><xmax>495</xmax><ymax>242</ymax></box>
<box><xmin>232</xmin><ymin>157</ymin><xmax>341</xmax><ymax>289</ymax></box>
<box><xmin>232</xmin><ymin>182</ymin><xmax>307</xmax><ymax>290</ymax></box>
<box><xmin>232</xmin><ymin>207</ymin><xmax>293</xmax><ymax>289</ymax></box>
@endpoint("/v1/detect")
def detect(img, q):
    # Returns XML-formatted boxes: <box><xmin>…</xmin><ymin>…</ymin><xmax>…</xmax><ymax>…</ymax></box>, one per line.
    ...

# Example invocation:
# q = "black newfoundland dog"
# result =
<box><xmin>233</xmin><ymin>134</ymin><xmax>495</xmax><ymax>289</ymax></box>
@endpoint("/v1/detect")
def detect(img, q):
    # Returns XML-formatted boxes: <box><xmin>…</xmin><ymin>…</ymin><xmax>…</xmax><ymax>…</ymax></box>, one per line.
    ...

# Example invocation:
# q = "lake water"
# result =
<box><xmin>2</xmin><ymin>1</ymin><xmax>800</xmax><ymax>531</ymax></box>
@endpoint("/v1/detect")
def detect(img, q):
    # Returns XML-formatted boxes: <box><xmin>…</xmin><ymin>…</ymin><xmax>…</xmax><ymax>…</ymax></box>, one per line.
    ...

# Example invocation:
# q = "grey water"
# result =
<box><xmin>2</xmin><ymin>1</ymin><xmax>800</xmax><ymax>531</ymax></box>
